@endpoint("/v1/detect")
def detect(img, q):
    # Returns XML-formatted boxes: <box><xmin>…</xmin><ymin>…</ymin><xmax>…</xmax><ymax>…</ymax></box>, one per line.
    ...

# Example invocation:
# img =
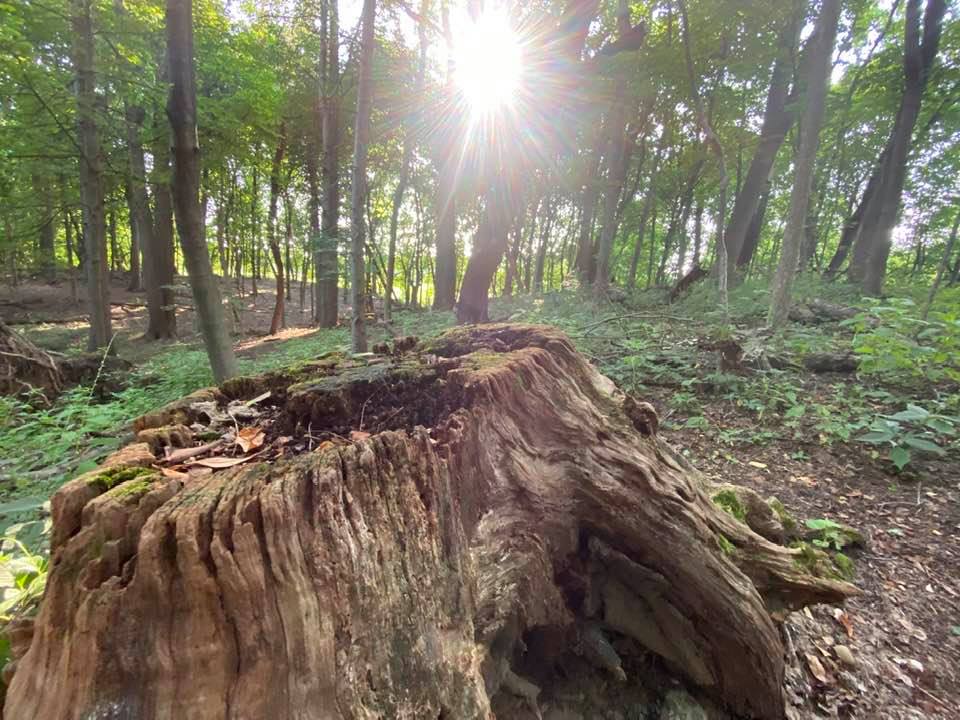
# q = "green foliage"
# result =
<box><xmin>857</xmin><ymin>402</ymin><xmax>957</xmax><ymax>470</ymax></box>
<box><xmin>0</xmin><ymin>537</ymin><xmax>48</xmax><ymax>622</ymax></box>
<box><xmin>846</xmin><ymin>298</ymin><xmax>960</xmax><ymax>386</ymax></box>
<box><xmin>715</xmin><ymin>533</ymin><xmax>736</xmax><ymax>556</ymax></box>
<box><xmin>805</xmin><ymin>518</ymin><xmax>863</xmax><ymax>552</ymax></box>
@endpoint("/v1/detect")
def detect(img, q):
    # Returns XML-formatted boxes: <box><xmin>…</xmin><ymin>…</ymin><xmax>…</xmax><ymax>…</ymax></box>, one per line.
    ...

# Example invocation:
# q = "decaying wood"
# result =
<box><xmin>0</xmin><ymin>319</ymin><xmax>63</xmax><ymax>398</ymax></box>
<box><xmin>5</xmin><ymin>325</ymin><xmax>856</xmax><ymax>720</ymax></box>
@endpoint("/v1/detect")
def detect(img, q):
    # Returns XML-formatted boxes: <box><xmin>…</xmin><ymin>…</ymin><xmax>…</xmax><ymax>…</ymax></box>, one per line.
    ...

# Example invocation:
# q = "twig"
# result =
<box><xmin>163</xmin><ymin>440</ymin><xmax>223</xmax><ymax>464</ymax></box>
<box><xmin>580</xmin><ymin>312</ymin><xmax>692</xmax><ymax>334</ymax></box>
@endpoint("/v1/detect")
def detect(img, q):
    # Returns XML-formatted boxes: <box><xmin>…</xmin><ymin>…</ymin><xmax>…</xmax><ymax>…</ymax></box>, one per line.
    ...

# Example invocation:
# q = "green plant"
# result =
<box><xmin>0</xmin><ymin>537</ymin><xmax>48</xmax><ymax>621</ymax></box>
<box><xmin>846</xmin><ymin>298</ymin><xmax>960</xmax><ymax>386</ymax></box>
<box><xmin>805</xmin><ymin>518</ymin><xmax>862</xmax><ymax>551</ymax></box>
<box><xmin>857</xmin><ymin>403</ymin><xmax>957</xmax><ymax>470</ymax></box>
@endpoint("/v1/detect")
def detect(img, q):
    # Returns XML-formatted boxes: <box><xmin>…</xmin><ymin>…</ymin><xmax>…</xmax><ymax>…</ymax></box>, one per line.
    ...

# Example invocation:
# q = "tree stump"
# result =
<box><xmin>5</xmin><ymin>325</ymin><xmax>856</xmax><ymax>720</ymax></box>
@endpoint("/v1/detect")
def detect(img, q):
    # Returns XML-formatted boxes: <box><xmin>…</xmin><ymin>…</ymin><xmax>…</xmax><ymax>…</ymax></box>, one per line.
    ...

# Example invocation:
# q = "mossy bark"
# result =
<box><xmin>6</xmin><ymin>325</ymin><xmax>856</xmax><ymax>720</ymax></box>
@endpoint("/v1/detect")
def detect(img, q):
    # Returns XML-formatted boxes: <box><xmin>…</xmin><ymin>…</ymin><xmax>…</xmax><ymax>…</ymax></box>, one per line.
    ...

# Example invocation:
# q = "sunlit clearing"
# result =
<box><xmin>454</xmin><ymin>11</ymin><xmax>523</xmax><ymax>115</ymax></box>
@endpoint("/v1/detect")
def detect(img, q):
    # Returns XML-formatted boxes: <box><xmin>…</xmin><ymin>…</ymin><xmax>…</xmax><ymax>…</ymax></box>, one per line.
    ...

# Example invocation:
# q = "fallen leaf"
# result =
<box><xmin>236</xmin><ymin>427</ymin><xmax>266</xmax><ymax>453</ymax></box>
<box><xmin>350</xmin><ymin>430</ymin><xmax>371</xmax><ymax>442</ymax></box>
<box><xmin>160</xmin><ymin>467</ymin><xmax>189</xmax><ymax>480</ymax></box>
<box><xmin>834</xmin><ymin>645</ymin><xmax>856</xmax><ymax>668</ymax></box>
<box><xmin>189</xmin><ymin>449</ymin><xmax>267</xmax><ymax>469</ymax></box>
<box><xmin>747</xmin><ymin>460</ymin><xmax>767</xmax><ymax>469</ymax></box>
<box><xmin>833</xmin><ymin>609</ymin><xmax>854</xmax><ymax>638</ymax></box>
<box><xmin>805</xmin><ymin>653</ymin><xmax>830</xmax><ymax>684</ymax></box>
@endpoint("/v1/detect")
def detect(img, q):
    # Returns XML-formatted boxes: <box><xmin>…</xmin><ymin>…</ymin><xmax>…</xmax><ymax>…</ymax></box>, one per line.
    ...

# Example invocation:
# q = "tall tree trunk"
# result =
<box><xmin>165</xmin><ymin>0</ymin><xmax>236</xmax><ymax>381</ymax></box>
<box><xmin>721</xmin><ymin>21</ymin><xmax>799</xmax><ymax>286</ymax></box>
<box><xmin>849</xmin><ymin>0</ymin><xmax>947</xmax><ymax>295</ymax></box>
<box><xmin>126</xmin><ymin>107</ymin><xmax>175</xmax><ymax>338</ymax></box>
<box><xmin>628</xmin><ymin>130</ymin><xmax>666</xmax><ymax>289</ymax></box>
<box><xmin>36</xmin><ymin>176</ymin><xmax>57</xmax><ymax>282</ymax></box>
<box><xmin>573</xmin><ymin>139</ymin><xmax>604</xmax><ymax>284</ymax></box>
<box><xmin>768</xmin><ymin>0</ymin><xmax>840</xmax><ymax>328</ymax></box>
<box><xmin>533</xmin><ymin>197</ymin><xmax>556</xmax><ymax>293</ymax></box>
<box><xmin>150</xmin><ymin>108</ymin><xmax>179</xmax><ymax>338</ymax></box>
<box><xmin>125</xmin><ymin>182</ymin><xmax>142</xmax><ymax>291</ymax></box>
<box><xmin>678</xmin><ymin>0</ymin><xmax>729</xmax><ymax>314</ymax></box>
<box><xmin>349</xmin><ymin>0</ymin><xmax>376</xmax><ymax>352</ymax></box>
<box><xmin>268</xmin><ymin>124</ymin><xmax>288</xmax><ymax>335</ymax></box>
<box><xmin>593</xmin><ymin>0</ymin><xmax>642</xmax><ymax>297</ymax></box>
<box><xmin>284</xmin><ymin>193</ymin><xmax>293</xmax><ymax>302</ymax></box>
<box><xmin>71</xmin><ymin>0</ymin><xmax>112</xmax><ymax>350</ymax></box>
<box><xmin>317</xmin><ymin>0</ymin><xmax>341</xmax><ymax>328</ymax></box>
<box><xmin>385</xmin><ymin>1</ymin><xmax>429</xmax><ymax>322</ymax></box>
<box><xmin>250</xmin><ymin>166</ymin><xmax>259</xmax><ymax>298</ymax></box>
<box><xmin>431</xmin><ymin>6</ymin><xmax>459</xmax><ymax>312</ymax></box>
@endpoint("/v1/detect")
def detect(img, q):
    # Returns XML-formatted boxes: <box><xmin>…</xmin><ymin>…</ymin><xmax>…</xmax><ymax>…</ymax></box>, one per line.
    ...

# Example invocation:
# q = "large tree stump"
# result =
<box><xmin>5</xmin><ymin>325</ymin><xmax>856</xmax><ymax>720</ymax></box>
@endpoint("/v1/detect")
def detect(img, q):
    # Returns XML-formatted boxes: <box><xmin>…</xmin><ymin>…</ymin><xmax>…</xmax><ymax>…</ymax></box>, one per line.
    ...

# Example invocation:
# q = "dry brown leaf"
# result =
<box><xmin>189</xmin><ymin>449</ymin><xmax>267</xmax><ymax>469</ymax></box>
<box><xmin>805</xmin><ymin>652</ymin><xmax>830</xmax><ymax>684</ymax></box>
<box><xmin>160</xmin><ymin>467</ymin><xmax>189</xmax><ymax>480</ymax></box>
<box><xmin>350</xmin><ymin>430</ymin><xmax>371</xmax><ymax>442</ymax></box>
<box><xmin>747</xmin><ymin>460</ymin><xmax>767</xmax><ymax>469</ymax></box>
<box><xmin>833</xmin><ymin>609</ymin><xmax>854</xmax><ymax>638</ymax></box>
<box><xmin>235</xmin><ymin>427</ymin><xmax>266</xmax><ymax>453</ymax></box>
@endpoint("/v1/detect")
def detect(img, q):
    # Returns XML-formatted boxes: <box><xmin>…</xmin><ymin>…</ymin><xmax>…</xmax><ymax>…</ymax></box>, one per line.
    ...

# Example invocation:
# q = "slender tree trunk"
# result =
<box><xmin>268</xmin><ymin>124</ymin><xmax>287</xmax><ymax>335</ymax></box>
<box><xmin>628</xmin><ymin>131</ymin><xmax>666</xmax><ymax>289</ymax></box>
<box><xmin>165</xmin><ymin>0</ymin><xmax>236</xmax><ymax>381</ymax></box>
<box><xmin>317</xmin><ymin>1</ymin><xmax>341</xmax><ymax>327</ymax></box>
<box><xmin>534</xmin><ymin>197</ymin><xmax>556</xmax><ymax>293</ymax></box>
<box><xmin>71</xmin><ymin>0</ymin><xmax>112</xmax><ymax>350</ymax></box>
<box><xmin>284</xmin><ymin>193</ymin><xmax>293</xmax><ymax>302</ymax></box>
<box><xmin>385</xmin><ymin>1</ymin><xmax>429</xmax><ymax>322</ymax></box>
<box><xmin>432</xmin><ymin>5</ymin><xmax>458</xmax><ymax>311</ymax></box>
<box><xmin>125</xmin><ymin>182</ymin><xmax>142</xmax><ymax>291</ymax></box>
<box><xmin>349</xmin><ymin>0</ymin><xmax>376</xmax><ymax>352</ymax></box>
<box><xmin>574</xmin><ymin>139</ymin><xmax>604</xmax><ymax>283</ymax></box>
<box><xmin>922</xmin><ymin>209</ymin><xmax>960</xmax><ymax>319</ymax></box>
<box><xmin>36</xmin><ymin>176</ymin><xmax>57</xmax><ymax>282</ymax></box>
<box><xmin>768</xmin><ymin>0</ymin><xmax>840</xmax><ymax>328</ymax></box>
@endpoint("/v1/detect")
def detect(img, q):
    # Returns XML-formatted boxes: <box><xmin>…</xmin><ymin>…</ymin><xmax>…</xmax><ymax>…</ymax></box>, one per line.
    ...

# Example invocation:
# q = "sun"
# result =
<box><xmin>454</xmin><ymin>10</ymin><xmax>523</xmax><ymax>115</ymax></box>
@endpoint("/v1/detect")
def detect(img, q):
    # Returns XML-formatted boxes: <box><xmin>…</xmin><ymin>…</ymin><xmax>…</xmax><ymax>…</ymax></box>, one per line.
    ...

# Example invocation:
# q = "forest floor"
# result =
<box><xmin>1</xmin><ymin>275</ymin><xmax>958</xmax><ymax>719</ymax></box>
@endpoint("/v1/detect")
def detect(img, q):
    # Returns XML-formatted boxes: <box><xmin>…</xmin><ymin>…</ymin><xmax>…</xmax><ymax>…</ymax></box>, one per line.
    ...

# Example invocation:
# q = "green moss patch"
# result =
<box><xmin>87</xmin><ymin>466</ymin><xmax>156</xmax><ymax>493</ymax></box>
<box><xmin>712</xmin><ymin>490</ymin><xmax>747</xmax><ymax>523</ymax></box>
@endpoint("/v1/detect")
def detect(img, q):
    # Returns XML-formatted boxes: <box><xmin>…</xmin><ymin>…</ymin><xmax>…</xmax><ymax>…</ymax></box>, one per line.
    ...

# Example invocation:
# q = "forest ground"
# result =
<box><xmin>1</xmin><ymin>275</ymin><xmax>958</xmax><ymax>719</ymax></box>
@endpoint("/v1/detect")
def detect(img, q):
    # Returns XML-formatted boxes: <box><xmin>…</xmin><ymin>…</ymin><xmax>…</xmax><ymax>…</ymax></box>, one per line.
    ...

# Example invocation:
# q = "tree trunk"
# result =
<box><xmin>349</xmin><ymin>0</ymin><xmax>376</xmax><ymax>352</ymax></box>
<box><xmin>593</xmin><ymin>1</ymin><xmax>641</xmax><ymax>297</ymax></box>
<box><xmin>317</xmin><ymin>0</ymin><xmax>340</xmax><ymax>328</ymax></box>
<box><xmin>125</xmin><ymin>182</ymin><xmax>142</xmax><ymax>291</ymax></box>
<box><xmin>627</xmin><ymin>130</ymin><xmax>666</xmax><ymax>289</ymax></box>
<box><xmin>36</xmin><ymin>176</ymin><xmax>57</xmax><ymax>282</ymax></box>
<box><xmin>71</xmin><ymin>0</ymin><xmax>112</xmax><ymax>351</ymax></box>
<box><xmin>165</xmin><ymin>0</ymin><xmax>237</xmax><ymax>382</ymax></box>
<box><xmin>0</xmin><ymin>320</ymin><xmax>63</xmax><ymax>398</ymax></box>
<box><xmin>268</xmin><ymin>124</ymin><xmax>287</xmax><ymax>335</ymax></box>
<box><xmin>721</xmin><ymin>22</ymin><xmax>798</xmax><ymax>287</ymax></box>
<box><xmin>922</xmin><ymin>209</ymin><xmax>960</xmax><ymax>319</ymax></box>
<box><xmin>768</xmin><ymin>0</ymin><xmax>840</xmax><ymax>328</ymax></box>
<box><xmin>5</xmin><ymin>324</ymin><xmax>856</xmax><ymax>720</ymax></box>
<box><xmin>150</xmin><ymin>109</ymin><xmax>179</xmax><ymax>339</ymax></box>
<box><xmin>385</xmin><ymin>1</ymin><xmax>428</xmax><ymax>322</ymax></box>
<box><xmin>845</xmin><ymin>0</ymin><xmax>947</xmax><ymax>294</ymax></box>
<box><xmin>127</xmin><ymin>107</ymin><xmax>176</xmax><ymax>339</ymax></box>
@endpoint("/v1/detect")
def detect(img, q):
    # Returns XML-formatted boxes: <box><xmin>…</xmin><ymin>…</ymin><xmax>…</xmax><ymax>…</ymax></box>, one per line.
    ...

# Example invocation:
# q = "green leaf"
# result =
<box><xmin>902</xmin><ymin>436</ymin><xmax>945</xmax><ymax>456</ymax></box>
<box><xmin>805</xmin><ymin>518</ymin><xmax>840</xmax><ymax>531</ymax></box>
<box><xmin>925</xmin><ymin>418</ymin><xmax>955</xmax><ymax>435</ymax></box>
<box><xmin>858</xmin><ymin>429</ymin><xmax>894</xmax><ymax>444</ymax></box>
<box><xmin>951</xmin><ymin>626</ymin><xmax>960</xmax><ymax>637</ymax></box>
<box><xmin>889</xmin><ymin>405</ymin><xmax>929</xmax><ymax>422</ymax></box>
<box><xmin>889</xmin><ymin>446</ymin><xmax>911</xmax><ymax>470</ymax></box>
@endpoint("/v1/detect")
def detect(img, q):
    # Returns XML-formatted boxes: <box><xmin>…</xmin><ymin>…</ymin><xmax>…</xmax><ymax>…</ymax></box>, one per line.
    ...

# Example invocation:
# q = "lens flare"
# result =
<box><xmin>454</xmin><ymin>10</ymin><xmax>523</xmax><ymax>115</ymax></box>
